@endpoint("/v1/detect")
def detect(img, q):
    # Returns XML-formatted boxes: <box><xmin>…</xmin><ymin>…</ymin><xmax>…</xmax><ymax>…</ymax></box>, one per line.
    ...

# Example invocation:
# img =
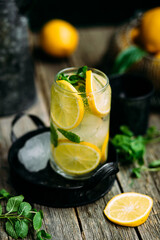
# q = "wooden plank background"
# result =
<box><xmin>0</xmin><ymin>26</ymin><xmax>160</xmax><ymax>240</ymax></box>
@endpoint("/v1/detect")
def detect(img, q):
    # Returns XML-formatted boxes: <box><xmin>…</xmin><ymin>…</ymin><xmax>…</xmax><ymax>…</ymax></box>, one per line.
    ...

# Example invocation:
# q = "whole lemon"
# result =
<box><xmin>140</xmin><ymin>7</ymin><xmax>160</xmax><ymax>53</ymax></box>
<box><xmin>40</xmin><ymin>19</ymin><xmax>79</xmax><ymax>57</ymax></box>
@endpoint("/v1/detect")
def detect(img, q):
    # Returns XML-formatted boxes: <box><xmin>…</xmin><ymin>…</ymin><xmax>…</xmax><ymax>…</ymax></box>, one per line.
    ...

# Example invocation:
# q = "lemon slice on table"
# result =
<box><xmin>101</xmin><ymin>131</ymin><xmax>109</xmax><ymax>163</ymax></box>
<box><xmin>51</xmin><ymin>80</ymin><xmax>84</xmax><ymax>130</ymax></box>
<box><xmin>86</xmin><ymin>70</ymin><xmax>111</xmax><ymax>117</ymax></box>
<box><xmin>104</xmin><ymin>192</ymin><xmax>153</xmax><ymax>227</ymax></box>
<box><xmin>51</xmin><ymin>140</ymin><xmax>101</xmax><ymax>175</ymax></box>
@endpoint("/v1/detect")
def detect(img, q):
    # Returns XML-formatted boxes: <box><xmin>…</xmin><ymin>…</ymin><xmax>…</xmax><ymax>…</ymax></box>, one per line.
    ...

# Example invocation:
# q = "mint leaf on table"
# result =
<box><xmin>132</xmin><ymin>162</ymin><xmax>160</xmax><ymax>178</ymax></box>
<box><xmin>111</xmin><ymin>45</ymin><xmax>147</xmax><ymax>74</ymax></box>
<box><xmin>111</xmin><ymin>125</ymin><xmax>160</xmax><ymax>178</ymax></box>
<box><xmin>33</xmin><ymin>211</ymin><xmax>43</xmax><ymax>231</ymax></box>
<box><xmin>132</xmin><ymin>167</ymin><xmax>142</xmax><ymax>178</ymax></box>
<box><xmin>111</xmin><ymin>133</ymin><xmax>145</xmax><ymax>165</ymax></box>
<box><xmin>149</xmin><ymin>159</ymin><xmax>160</xmax><ymax>168</ymax></box>
<box><xmin>6</xmin><ymin>195</ymin><xmax>24</xmax><ymax>213</ymax></box>
<box><xmin>144</xmin><ymin>126</ymin><xmax>160</xmax><ymax>144</ymax></box>
<box><xmin>58</xmin><ymin>128</ymin><xmax>81</xmax><ymax>143</ymax></box>
<box><xmin>18</xmin><ymin>202</ymin><xmax>32</xmax><ymax>216</ymax></box>
<box><xmin>36</xmin><ymin>230</ymin><xmax>52</xmax><ymax>240</ymax></box>
<box><xmin>15</xmin><ymin>220</ymin><xmax>29</xmax><ymax>238</ymax></box>
<box><xmin>0</xmin><ymin>189</ymin><xmax>11</xmax><ymax>199</ymax></box>
<box><xmin>0</xmin><ymin>189</ymin><xmax>52</xmax><ymax>239</ymax></box>
<box><xmin>0</xmin><ymin>204</ymin><xmax>2</xmax><ymax>215</ymax></box>
<box><xmin>5</xmin><ymin>220</ymin><xmax>18</xmax><ymax>239</ymax></box>
<box><xmin>120</xmin><ymin>125</ymin><xmax>134</xmax><ymax>137</ymax></box>
<box><xmin>146</xmin><ymin>126</ymin><xmax>160</xmax><ymax>137</ymax></box>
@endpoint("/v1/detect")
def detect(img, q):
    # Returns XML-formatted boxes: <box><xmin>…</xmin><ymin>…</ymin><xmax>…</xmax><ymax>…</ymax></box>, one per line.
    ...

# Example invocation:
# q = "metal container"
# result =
<box><xmin>0</xmin><ymin>0</ymin><xmax>36</xmax><ymax>116</ymax></box>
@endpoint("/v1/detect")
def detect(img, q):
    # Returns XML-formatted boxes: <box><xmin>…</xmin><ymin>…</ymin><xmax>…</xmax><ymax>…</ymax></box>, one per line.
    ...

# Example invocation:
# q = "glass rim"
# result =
<box><xmin>53</xmin><ymin>67</ymin><xmax>110</xmax><ymax>95</ymax></box>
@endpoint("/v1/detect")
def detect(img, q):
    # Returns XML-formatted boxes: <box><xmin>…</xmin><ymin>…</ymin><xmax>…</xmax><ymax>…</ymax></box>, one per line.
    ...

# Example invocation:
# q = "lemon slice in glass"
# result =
<box><xmin>86</xmin><ymin>70</ymin><xmax>111</xmax><ymax>117</ymax></box>
<box><xmin>104</xmin><ymin>192</ymin><xmax>153</xmax><ymax>227</ymax></box>
<box><xmin>101</xmin><ymin>131</ymin><xmax>109</xmax><ymax>163</ymax></box>
<box><xmin>52</xmin><ymin>140</ymin><xmax>101</xmax><ymax>175</ymax></box>
<box><xmin>51</xmin><ymin>80</ymin><xmax>84</xmax><ymax>130</ymax></box>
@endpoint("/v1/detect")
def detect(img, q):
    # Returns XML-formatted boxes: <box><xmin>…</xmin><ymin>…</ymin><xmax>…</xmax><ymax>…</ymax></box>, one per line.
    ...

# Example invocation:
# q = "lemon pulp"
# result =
<box><xmin>51</xmin><ymin>140</ymin><xmax>101</xmax><ymax>175</ymax></box>
<box><xmin>50</xmin><ymin>80</ymin><xmax>84</xmax><ymax>130</ymax></box>
<box><xmin>104</xmin><ymin>192</ymin><xmax>153</xmax><ymax>227</ymax></box>
<box><xmin>86</xmin><ymin>70</ymin><xmax>111</xmax><ymax>117</ymax></box>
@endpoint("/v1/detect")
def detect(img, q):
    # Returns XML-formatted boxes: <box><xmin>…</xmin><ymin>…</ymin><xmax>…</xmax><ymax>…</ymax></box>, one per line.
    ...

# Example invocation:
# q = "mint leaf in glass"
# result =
<box><xmin>58</xmin><ymin>128</ymin><xmax>81</xmax><ymax>143</ymax></box>
<box><xmin>50</xmin><ymin>122</ymin><xmax>58</xmax><ymax>147</ymax></box>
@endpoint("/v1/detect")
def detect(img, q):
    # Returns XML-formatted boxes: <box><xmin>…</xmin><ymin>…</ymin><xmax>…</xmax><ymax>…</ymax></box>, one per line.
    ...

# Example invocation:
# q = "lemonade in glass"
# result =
<box><xmin>50</xmin><ymin>66</ymin><xmax>111</xmax><ymax>179</ymax></box>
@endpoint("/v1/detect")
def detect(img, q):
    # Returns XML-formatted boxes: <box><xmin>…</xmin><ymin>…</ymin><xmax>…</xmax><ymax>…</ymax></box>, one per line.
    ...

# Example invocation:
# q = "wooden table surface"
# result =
<box><xmin>0</xmin><ymin>26</ymin><xmax>160</xmax><ymax>240</ymax></box>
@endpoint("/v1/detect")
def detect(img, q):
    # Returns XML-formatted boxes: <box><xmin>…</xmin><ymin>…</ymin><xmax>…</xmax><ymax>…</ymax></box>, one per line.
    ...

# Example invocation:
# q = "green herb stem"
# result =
<box><xmin>142</xmin><ymin>166</ymin><xmax>160</xmax><ymax>172</ymax></box>
<box><xmin>0</xmin><ymin>214</ymin><xmax>32</xmax><ymax>223</ymax></box>
<box><xmin>0</xmin><ymin>189</ymin><xmax>51</xmax><ymax>239</ymax></box>
<box><xmin>145</xmin><ymin>136</ymin><xmax>160</xmax><ymax>144</ymax></box>
<box><xmin>112</xmin><ymin>125</ymin><xmax>160</xmax><ymax>179</ymax></box>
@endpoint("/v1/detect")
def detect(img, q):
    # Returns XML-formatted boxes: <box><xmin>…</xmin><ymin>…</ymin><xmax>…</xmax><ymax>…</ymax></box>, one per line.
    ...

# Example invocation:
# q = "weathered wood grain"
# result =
<box><xmin>31</xmin><ymin>26</ymin><xmax>160</xmax><ymax>240</ymax></box>
<box><xmin>116</xmin><ymin>134</ymin><xmax>160</xmax><ymax>240</ymax></box>
<box><xmin>0</xmin><ymin>25</ymin><xmax>160</xmax><ymax>240</ymax></box>
<box><xmin>77</xmin><ymin>181</ymin><xmax>139</xmax><ymax>240</ymax></box>
<box><xmin>39</xmin><ymin>205</ymin><xmax>83</xmax><ymax>240</ymax></box>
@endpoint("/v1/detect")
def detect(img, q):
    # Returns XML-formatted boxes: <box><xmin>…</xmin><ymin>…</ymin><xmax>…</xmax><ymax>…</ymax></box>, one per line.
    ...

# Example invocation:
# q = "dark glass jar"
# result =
<box><xmin>0</xmin><ymin>0</ymin><xmax>36</xmax><ymax>116</ymax></box>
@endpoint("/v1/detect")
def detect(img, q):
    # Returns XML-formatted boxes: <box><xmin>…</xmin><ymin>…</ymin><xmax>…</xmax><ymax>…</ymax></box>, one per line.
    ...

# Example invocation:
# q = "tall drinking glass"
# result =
<box><xmin>50</xmin><ymin>67</ymin><xmax>111</xmax><ymax>179</ymax></box>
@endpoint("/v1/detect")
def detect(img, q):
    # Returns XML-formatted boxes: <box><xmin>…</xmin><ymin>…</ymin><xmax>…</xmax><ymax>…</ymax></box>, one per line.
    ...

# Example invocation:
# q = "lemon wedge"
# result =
<box><xmin>104</xmin><ymin>192</ymin><xmax>153</xmax><ymax>227</ymax></box>
<box><xmin>51</xmin><ymin>80</ymin><xmax>84</xmax><ymax>130</ymax></box>
<box><xmin>86</xmin><ymin>70</ymin><xmax>111</xmax><ymax>117</ymax></box>
<box><xmin>52</xmin><ymin>140</ymin><xmax>101</xmax><ymax>175</ymax></box>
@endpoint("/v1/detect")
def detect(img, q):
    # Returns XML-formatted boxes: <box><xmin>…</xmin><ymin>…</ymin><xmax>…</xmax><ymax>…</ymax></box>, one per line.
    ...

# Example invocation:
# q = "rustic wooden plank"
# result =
<box><xmin>38</xmin><ymin>205</ymin><xmax>83</xmax><ymax>240</ymax></box>
<box><xmin>147</xmin><ymin>113</ymin><xmax>160</xmax><ymax>194</ymax></box>
<box><xmin>70</xmin><ymin>27</ymin><xmax>160</xmax><ymax>240</ymax></box>
<box><xmin>76</xmin><ymin>181</ymin><xmax>139</xmax><ymax>240</ymax></box>
<box><xmin>117</xmin><ymin>167</ymin><xmax>160</xmax><ymax>240</ymax></box>
<box><xmin>115</xmin><ymin>114</ymin><xmax>160</xmax><ymax>240</ymax></box>
<box><xmin>29</xmin><ymin>26</ymin><xmax>141</xmax><ymax>240</ymax></box>
<box><xmin>0</xmin><ymin>60</ymin><xmax>82</xmax><ymax>240</ymax></box>
<box><xmin>0</xmin><ymin>118</ymin><xmax>35</xmax><ymax>239</ymax></box>
<box><xmin>1</xmin><ymin>24</ymin><xmax>160</xmax><ymax>240</ymax></box>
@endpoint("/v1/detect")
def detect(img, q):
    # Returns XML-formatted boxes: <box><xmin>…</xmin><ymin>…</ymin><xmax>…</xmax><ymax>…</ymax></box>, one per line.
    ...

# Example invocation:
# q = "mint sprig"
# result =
<box><xmin>0</xmin><ymin>189</ymin><xmax>11</xmax><ymax>200</ymax></box>
<box><xmin>50</xmin><ymin>122</ymin><xmax>81</xmax><ymax>146</ymax></box>
<box><xmin>111</xmin><ymin>46</ymin><xmax>147</xmax><ymax>74</ymax></box>
<box><xmin>50</xmin><ymin>122</ymin><xmax>58</xmax><ymax>147</ymax></box>
<box><xmin>57</xmin><ymin>128</ymin><xmax>81</xmax><ymax>143</ymax></box>
<box><xmin>0</xmin><ymin>189</ymin><xmax>51</xmax><ymax>239</ymax></box>
<box><xmin>133</xmin><ymin>162</ymin><xmax>160</xmax><ymax>178</ymax></box>
<box><xmin>111</xmin><ymin>125</ymin><xmax>160</xmax><ymax>178</ymax></box>
<box><xmin>57</xmin><ymin>66</ymin><xmax>88</xmax><ymax>87</ymax></box>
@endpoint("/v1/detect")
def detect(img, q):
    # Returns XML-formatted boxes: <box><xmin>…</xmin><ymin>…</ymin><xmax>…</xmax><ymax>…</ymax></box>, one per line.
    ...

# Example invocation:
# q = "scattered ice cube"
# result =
<box><xmin>18</xmin><ymin>132</ymin><xmax>50</xmax><ymax>172</ymax></box>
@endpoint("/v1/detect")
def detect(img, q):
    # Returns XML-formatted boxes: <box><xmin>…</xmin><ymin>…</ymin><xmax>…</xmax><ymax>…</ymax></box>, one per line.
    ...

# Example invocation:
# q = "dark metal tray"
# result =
<box><xmin>8</xmin><ymin>113</ymin><xmax>118</xmax><ymax>208</ymax></box>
